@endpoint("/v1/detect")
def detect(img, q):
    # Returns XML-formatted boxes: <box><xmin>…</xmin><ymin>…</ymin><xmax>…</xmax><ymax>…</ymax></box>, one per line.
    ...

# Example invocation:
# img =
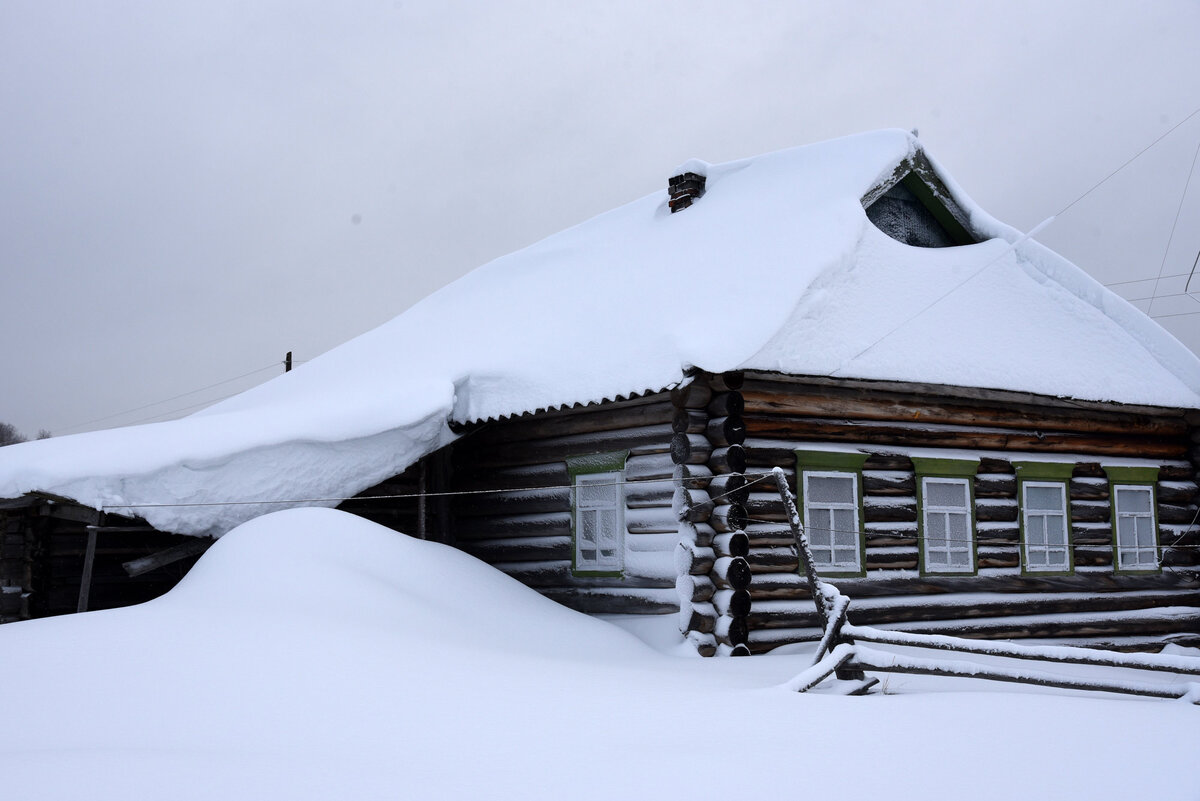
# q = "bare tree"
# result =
<box><xmin>0</xmin><ymin>422</ymin><xmax>27</xmax><ymax>447</ymax></box>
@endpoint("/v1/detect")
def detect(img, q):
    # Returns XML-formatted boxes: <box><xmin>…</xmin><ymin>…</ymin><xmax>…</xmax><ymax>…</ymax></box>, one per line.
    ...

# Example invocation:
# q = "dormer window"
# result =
<box><xmin>862</xmin><ymin>156</ymin><xmax>978</xmax><ymax>248</ymax></box>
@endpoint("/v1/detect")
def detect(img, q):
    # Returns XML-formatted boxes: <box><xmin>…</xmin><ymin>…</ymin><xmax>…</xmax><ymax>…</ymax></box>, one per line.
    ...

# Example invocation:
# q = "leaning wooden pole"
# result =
<box><xmin>771</xmin><ymin>466</ymin><xmax>828</xmax><ymax>630</ymax></box>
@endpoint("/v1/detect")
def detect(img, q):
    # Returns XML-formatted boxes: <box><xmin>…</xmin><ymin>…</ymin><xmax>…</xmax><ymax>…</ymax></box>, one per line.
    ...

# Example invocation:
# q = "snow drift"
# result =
<box><xmin>0</xmin><ymin>508</ymin><xmax>1196</xmax><ymax>801</ymax></box>
<box><xmin>2</xmin><ymin>129</ymin><xmax>1199</xmax><ymax>536</ymax></box>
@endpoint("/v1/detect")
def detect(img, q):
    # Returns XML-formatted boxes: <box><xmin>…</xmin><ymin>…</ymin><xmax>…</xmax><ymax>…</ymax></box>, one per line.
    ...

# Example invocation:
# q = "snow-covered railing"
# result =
<box><xmin>769</xmin><ymin>467</ymin><xmax>1200</xmax><ymax>704</ymax></box>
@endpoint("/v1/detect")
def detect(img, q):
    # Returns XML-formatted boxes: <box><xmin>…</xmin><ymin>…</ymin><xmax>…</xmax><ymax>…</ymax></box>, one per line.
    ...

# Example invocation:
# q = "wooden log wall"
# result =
<box><xmin>669</xmin><ymin>373</ymin><xmax>750</xmax><ymax>656</ymax></box>
<box><xmin>0</xmin><ymin>501</ymin><xmax>202</xmax><ymax>622</ymax></box>
<box><xmin>733</xmin><ymin>371</ymin><xmax>1200</xmax><ymax>653</ymax></box>
<box><xmin>442</xmin><ymin>392</ymin><xmax>681</xmax><ymax>617</ymax></box>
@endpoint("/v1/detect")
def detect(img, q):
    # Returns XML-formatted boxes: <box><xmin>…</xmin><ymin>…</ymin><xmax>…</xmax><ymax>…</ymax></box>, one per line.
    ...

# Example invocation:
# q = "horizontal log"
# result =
<box><xmin>745</xmin><ymin>546</ymin><xmax>800</xmax><ymax>573</ymax></box>
<box><xmin>976</xmin><ymin>498</ymin><xmax>1018</xmax><ymax>522</ymax></box>
<box><xmin>710</xmin><ymin>371</ymin><xmax>745</xmax><ymax>392</ymax></box>
<box><xmin>862</xmin><ymin>470</ymin><xmax>914</xmax><ymax>496</ymax></box>
<box><xmin>497</xmin><ymin>561</ymin><xmax>675</xmax><ymax>589</ymax></box>
<box><xmin>1074</xmin><ymin>546</ymin><xmax>1112</xmax><ymax>567</ymax></box>
<box><xmin>460</xmin><ymin>535</ymin><xmax>572</xmax><ymax>563</ymax></box>
<box><xmin>627</xmin><ymin>507</ymin><xmax>682</xmax><ymax>534</ymax></box>
<box><xmin>1157</xmin><ymin>481</ymin><xmax>1199</xmax><ymax>505</ymax></box>
<box><xmin>864</xmin><ymin>522</ymin><xmax>918</xmax><ymax>547</ymax></box>
<box><xmin>455</xmin><ymin>461</ymin><xmax>571</xmax><ymax>491</ymax></box>
<box><xmin>1159</xmin><ymin>503</ymin><xmax>1199</xmax><ymax>524</ymax></box>
<box><xmin>743</xmin><ymin>522</ymin><xmax>802</xmax><ymax>547</ymax></box>
<box><xmin>709</xmin><ymin>445</ymin><xmax>747</xmax><ymax>474</ymax></box>
<box><xmin>624</xmin><ymin>453</ymin><xmax>677</xmax><ymax>481</ymax></box>
<box><xmin>738</xmin><ymin>382</ymin><xmax>1188</xmax><ymax>437</ymax></box>
<box><xmin>975</xmin><ymin>474</ymin><xmax>1016</xmax><ymax>498</ymax></box>
<box><xmin>672</xmin><ymin>408</ymin><xmax>707</xmax><ymax>434</ymax></box>
<box><xmin>455</xmin><ymin>512</ymin><xmax>570</xmax><ymax>541</ymax></box>
<box><xmin>879</xmin><ymin>607</ymin><xmax>1200</xmax><ymax>641</ymax></box>
<box><xmin>712</xmin><ymin>556</ymin><xmax>752</xmax><ymax>590</ymax></box>
<box><xmin>743</xmin><ymin>569</ymin><xmax>1200</xmax><ymax>600</ymax></box>
<box><xmin>708</xmin><ymin>472</ymin><xmax>748</xmax><ymax>505</ymax></box>
<box><xmin>1160</xmin><ymin>463</ymin><xmax>1195</xmax><ymax>480</ymax></box>
<box><xmin>1070</xmin><ymin>500</ymin><xmax>1110</xmax><ymax>523</ymax></box>
<box><xmin>707</xmin><ymin>416</ymin><xmax>746</xmax><ymax>448</ymax></box>
<box><xmin>678</xmin><ymin>603</ymin><xmax>717</xmax><ymax>634</ymax></box>
<box><xmin>455</xmin><ymin>486</ymin><xmax>570</xmax><ymax>517</ymax></box>
<box><xmin>671</xmin><ymin>382</ymin><xmax>712</xmax><ymax>409</ymax></box>
<box><xmin>863</xmin><ymin>496</ymin><xmax>916</xmax><ymax>523</ymax></box>
<box><xmin>1070</xmin><ymin>477</ymin><xmax>1109</xmax><ymax>501</ymax></box>
<box><xmin>624</xmin><ymin>481</ymin><xmax>675</xmax><ymax>508</ymax></box>
<box><xmin>464</xmin><ymin>424</ymin><xmax>675</xmax><ymax>468</ymax></box>
<box><xmin>714</xmin><ymin>614</ymin><xmax>749</xmax><ymax>646</ymax></box>
<box><xmin>977</xmin><ymin>548</ymin><xmax>1019</xmax><ymax>569</ymax></box>
<box><xmin>675</xmin><ymin>541</ymin><xmax>715</xmax><ymax>576</ymax></box>
<box><xmin>1071</xmin><ymin>523</ymin><xmax>1111</xmax><ymax>546</ymax></box>
<box><xmin>539</xmin><ymin>587</ymin><xmax>678</xmax><ymax>615</ymax></box>
<box><xmin>864</xmin><ymin>547</ymin><xmax>919</xmax><ymax>570</ymax></box>
<box><xmin>676</xmin><ymin>574</ymin><xmax>716</xmax><ymax>603</ymax></box>
<box><xmin>712</xmin><ymin>588</ymin><xmax>752</xmax><ymax>617</ymax></box>
<box><xmin>707</xmin><ymin>391</ymin><xmax>745</xmax><ymax>419</ymax></box>
<box><xmin>712</xmin><ymin>531</ymin><xmax>750</xmax><ymax>559</ymax></box>
<box><xmin>741</xmin><ymin>419</ymin><xmax>1186</xmax><ymax>458</ymax></box>
<box><xmin>710</xmin><ymin>503</ymin><xmax>749</xmax><ymax>533</ymax></box>
<box><xmin>671</xmin><ymin>433</ymin><xmax>713</xmax><ymax>466</ymax></box>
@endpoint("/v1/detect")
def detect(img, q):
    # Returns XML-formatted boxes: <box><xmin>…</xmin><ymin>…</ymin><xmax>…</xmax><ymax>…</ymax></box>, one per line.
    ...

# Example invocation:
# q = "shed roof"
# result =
<box><xmin>3</xmin><ymin>129</ymin><xmax>1198</xmax><ymax>536</ymax></box>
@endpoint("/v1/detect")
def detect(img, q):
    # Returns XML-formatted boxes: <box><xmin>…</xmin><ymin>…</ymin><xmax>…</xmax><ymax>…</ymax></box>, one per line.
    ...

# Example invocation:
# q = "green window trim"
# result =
<box><xmin>795</xmin><ymin>450</ymin><xmax>869</xmax><ymax>578</ymax></box>
<box><xmin>1105</xmin><ymin>465</ymin><xmax>1161</xmax><ymax>575</ymax></box>
<box><xmin>913</xmin><ymin>457</ymin><xmax>980</xmax><ymax>576</ymax></box>
<box><xmin>568</xmin><ymin>451</ymin><xmax>629</xmax><ymax>578</ymax></box>
<box><xmin>1014</xmin><ymin>461</ymin><xmax>1075</xmax><ymax>575</ymax></box>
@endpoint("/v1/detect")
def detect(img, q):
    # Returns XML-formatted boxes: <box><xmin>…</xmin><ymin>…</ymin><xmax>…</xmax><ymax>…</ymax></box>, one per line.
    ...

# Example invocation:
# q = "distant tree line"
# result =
<box><xmin>0</xmin><ymin>423</ymin><xmax>50</xmax><ymax>447</ymax></box>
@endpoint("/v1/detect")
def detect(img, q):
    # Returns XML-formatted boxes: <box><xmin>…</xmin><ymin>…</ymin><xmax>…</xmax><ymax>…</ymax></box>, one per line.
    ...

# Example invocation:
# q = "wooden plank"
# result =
<box><xmin>122</xmin><ymin>537</ymin><xmax>213</xmax><ymax>577</ymax></box>
<box><xmin>76</xmin><ymin>527</ymin><xmax>98</xmax><ymax>613</ymax></box>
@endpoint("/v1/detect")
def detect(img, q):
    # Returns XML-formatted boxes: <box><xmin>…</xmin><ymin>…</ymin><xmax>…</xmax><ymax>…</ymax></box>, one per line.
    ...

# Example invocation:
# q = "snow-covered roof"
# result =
<box><xmin>4</xmin><ymin>129</ymin><xmax>1199</xmax><ymax>536</ymax></box>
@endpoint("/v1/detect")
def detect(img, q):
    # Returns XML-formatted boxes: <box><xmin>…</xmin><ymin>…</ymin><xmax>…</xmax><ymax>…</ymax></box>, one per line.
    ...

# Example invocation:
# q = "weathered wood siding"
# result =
<box><xmin>442</xmin><ymin>393</ymin><xmax>680</xmax><ymax>615</ymax></box>
<box><xmin>0</xmin><ymin>501</ymin><xmax>202</xmax><ymax>622</ymax></box>
<box><xmin>730</xmin><ymin>371</ymin><xmax>1200</xmax><ymax>653</ymax></box>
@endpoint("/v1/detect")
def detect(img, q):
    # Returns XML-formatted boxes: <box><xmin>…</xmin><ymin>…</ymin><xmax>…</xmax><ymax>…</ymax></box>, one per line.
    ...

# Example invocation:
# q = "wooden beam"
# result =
<box><xmin>122</xmin><ymin>537</ymin><xmax>213</xmax><ymax>577</ymax></box>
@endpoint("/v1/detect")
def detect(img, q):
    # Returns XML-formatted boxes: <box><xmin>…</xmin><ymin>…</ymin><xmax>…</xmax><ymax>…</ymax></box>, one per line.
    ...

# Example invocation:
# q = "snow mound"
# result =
<box><xmin>2</xmin><ymin>129</ymin><xmax>1199</xmax><ymax>536</ymax></box>
<box><xmin>0</xmin><ymin>508</ymin><xmax>1196</xmax><ymax>801</ymax></box>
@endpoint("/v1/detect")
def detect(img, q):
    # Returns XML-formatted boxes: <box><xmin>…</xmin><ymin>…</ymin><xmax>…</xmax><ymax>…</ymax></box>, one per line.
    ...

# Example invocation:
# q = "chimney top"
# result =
<box><xmin>668</xmin><ymin>171</ymin><xmax>706</xmax><ymax>213</ymax></box>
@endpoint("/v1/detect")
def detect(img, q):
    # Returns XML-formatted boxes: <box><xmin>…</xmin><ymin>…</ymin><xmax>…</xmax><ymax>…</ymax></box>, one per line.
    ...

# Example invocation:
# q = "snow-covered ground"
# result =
<box><xmin>1</xmin><ymin>507</ymin><xmax>1196</xmax><ymax>800</ymax></box>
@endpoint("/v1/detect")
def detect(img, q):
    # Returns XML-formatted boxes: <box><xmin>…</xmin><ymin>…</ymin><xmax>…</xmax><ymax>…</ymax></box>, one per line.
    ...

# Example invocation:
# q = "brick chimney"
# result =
<box><xmin>668</xmin><ymin>171</ymin><xmax>706</xmax><ymax>213</ymax></box>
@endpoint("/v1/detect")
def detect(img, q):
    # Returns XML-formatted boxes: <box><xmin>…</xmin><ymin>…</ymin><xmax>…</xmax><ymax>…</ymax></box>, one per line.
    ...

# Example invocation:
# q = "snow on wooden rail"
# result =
<box><xmin>768</xmin><ymin>466</ymin><xmax>1200</xmax><ymax>703</ymax></box>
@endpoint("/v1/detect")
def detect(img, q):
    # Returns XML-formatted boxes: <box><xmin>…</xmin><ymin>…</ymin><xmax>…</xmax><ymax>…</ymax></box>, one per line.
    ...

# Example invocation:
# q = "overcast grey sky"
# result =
<box><xmin>3</xmin><ymin>1</ymin><xmax>1200</xmax><ymax>437</ymax></box>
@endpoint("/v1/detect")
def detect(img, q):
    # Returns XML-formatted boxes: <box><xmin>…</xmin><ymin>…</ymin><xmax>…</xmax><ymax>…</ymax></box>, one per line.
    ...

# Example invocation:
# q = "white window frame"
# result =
<box><xmin>1021</xmin><ymin>480</ymin><xmax>1070</xmax><ymax>573</ymax></box>
<box><xmin>921</xmin><ymin>476</ymin><xmax>974</xmax><ymax>573</ymax></box>
<box><xmin>572</xmin><ymin>470</ymin><xmax>624</xmax><ymax>574</ymax></box>
<box><xmin>802</xmin><ymin>470</ymin><xmax>862</xmax><ymax>573</ymax></box>
<box><xmin>1113</xmin><ymin>484</ymin><xmax>1158</xmax><ymax>571</ymax></box>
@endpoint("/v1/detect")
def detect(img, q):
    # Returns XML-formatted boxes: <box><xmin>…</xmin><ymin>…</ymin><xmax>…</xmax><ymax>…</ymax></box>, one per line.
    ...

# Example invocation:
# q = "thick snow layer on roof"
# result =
<box><xmin>3</xmin><ymin>129</ymin><xmax>1199</xmax><ymax>535</ymax></box>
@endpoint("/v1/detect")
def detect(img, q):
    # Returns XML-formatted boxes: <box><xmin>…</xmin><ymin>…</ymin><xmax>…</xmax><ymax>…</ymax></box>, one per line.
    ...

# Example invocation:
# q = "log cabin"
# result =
<box><xmin>2</xmin><ymin>129</ymin><xmax>1199</xmax><ymax>655</ymax></box>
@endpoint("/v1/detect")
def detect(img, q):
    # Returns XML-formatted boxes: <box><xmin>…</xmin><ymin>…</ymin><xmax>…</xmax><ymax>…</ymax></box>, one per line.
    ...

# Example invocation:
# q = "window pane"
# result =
<box><xmin>928</xmin><ymin>513</ymin><xmax>947</xmax><ymax>541</ymax></box>
<box><xmin>1027</xmin><ymin>515</ymin><xmax>1046</xmax><ymax>545</ymax></box>
<box><xmin>577</xmin><ymin>475</ymin><xmax>618</xmax><ymax>507</ymax></box>
<box><xmin>581</xmin><ymin>511</ymin><xmax>597</xmax><ymax>545</ymax></box>
<box><xmin>1026</xmin><ymin>485</ymin><xmax>1063</xmax><ymax>511</ymax></box>
<box><xmin>927</xmin><ymin>480</ymin><xmax>967</xmax><ymax>508</ymax></box>
<box><xmin>807</xmin><ymin>475</ymin><xmax>854</xmax><ymax>504</ymax></box>
<box><xmin>1116</xmin><ymin>516</ymin><xmax>1135</xmax><ymax>550</ymax></box>
<box><xmin>1047</xmin><ymin>549</ymin><xmax>1068</xmax><ymax>567</ymax></box>
<box><xmin>948</xmin><ymin>512</ymin><xmax>968</xmax><ymax>541</ymax></box>
<box><xmin>1045</xmin><ymin>515</ymin><xmax>1065</xmax><ymax>546</ymax></box>
<box><xmin>1117</xmin><ymin>487</ymin><xmax>1152</xmax><ymax>515</ymax></box>
<box><xmin>1136</xmin><ymin>517</ymin><xmax>1155</xmax><ymax>548</ymax></box>
<box><xmin>950</xmin><ymin>550</ymin><xmax>970</xmax><ymax>566</ymax></box>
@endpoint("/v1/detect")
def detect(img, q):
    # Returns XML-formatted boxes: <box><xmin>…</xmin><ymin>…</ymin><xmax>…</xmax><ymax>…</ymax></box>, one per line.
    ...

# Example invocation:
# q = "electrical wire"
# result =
<box><xmin>54</xmin><ymin>361</ymin><xmax>283</xmax><ymax>434</ymax></box>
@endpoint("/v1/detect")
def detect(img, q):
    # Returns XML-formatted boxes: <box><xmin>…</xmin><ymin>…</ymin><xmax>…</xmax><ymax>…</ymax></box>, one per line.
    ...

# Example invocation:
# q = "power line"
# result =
<box><xmin>54</xmin><ymin>362</ymin><xmax>283</xmax><ymax>434</ymax></box>
<box><xmin>1150</xmin><ymin>124</ymin><xmax>1200</xmax><ymax>307</ymax></box>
